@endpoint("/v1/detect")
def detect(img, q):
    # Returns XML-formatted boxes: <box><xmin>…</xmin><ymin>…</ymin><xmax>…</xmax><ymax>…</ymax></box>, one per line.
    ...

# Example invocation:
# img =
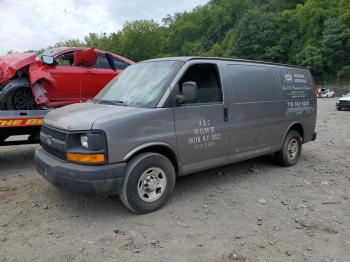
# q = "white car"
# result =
<box><xmin>319</xmin><ymin>89</ymin><xmax>335</xmax><ymax>98</ymax></box>
<box><xmin>336</xmin><ymin>93</ymin><xmax>350</xmax><ymax>111</ymax></box>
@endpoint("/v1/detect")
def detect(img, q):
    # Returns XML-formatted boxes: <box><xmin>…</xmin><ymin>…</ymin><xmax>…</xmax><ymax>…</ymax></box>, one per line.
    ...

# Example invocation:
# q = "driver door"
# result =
<box><xmin>173</xmin><ymin>62</ymin><xmax>230</xmax><ymax>175</ymax></box>
<box><xmin>46</xmin><ymin>51</ymin><xmax>96</xmax><ymax>101</ymax></box>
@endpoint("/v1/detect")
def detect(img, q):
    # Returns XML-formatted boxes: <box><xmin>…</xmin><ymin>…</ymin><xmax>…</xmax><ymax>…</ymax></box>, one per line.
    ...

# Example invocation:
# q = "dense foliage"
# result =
<box><xmin>27</xmin><ymin>0</ymin><xmax>350</xmax><ymax>83</ymax></box>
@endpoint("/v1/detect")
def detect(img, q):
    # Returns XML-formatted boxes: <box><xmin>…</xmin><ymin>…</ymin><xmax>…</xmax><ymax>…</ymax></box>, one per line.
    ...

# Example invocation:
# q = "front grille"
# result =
<box><xmin>339</xmin><ymin>100</ymin><xmax>350</xmax><ymax>106</ymax></box>
<box><xmin>41</xmin><ymin>125</ymin><xmax>67</xmax><ymax>141</ymax></box>
<box><xmin>40</xmin><ymin>125</ymin><xmax>68</xmax><ymax>161</ymax></box>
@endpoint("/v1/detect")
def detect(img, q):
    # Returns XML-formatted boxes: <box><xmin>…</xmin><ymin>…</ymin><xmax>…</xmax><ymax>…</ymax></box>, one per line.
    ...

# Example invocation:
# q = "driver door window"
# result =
<box><xmin>56</xmin><ymin>52</ymin><xmax>75</xmax><ymax>66</ymax></box>
<box><xmin>179</xmin><ymin>64</ymin><xmax>223</xmax><ymax>104</ymax></box>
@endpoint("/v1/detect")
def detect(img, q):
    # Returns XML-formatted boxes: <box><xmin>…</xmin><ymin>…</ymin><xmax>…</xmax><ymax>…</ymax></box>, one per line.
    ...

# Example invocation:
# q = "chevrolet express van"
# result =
<box><xmin>35</xmin><ymin>57</ymin><xmax>317</xmax><ymax>213</ymax></box>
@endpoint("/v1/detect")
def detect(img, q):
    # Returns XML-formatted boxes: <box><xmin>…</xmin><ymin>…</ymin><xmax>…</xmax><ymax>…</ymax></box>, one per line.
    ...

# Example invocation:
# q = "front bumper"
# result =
<box><xmin>337</xmin><ymin>102</ymin><xmax>350</xmax><ymax>109</ymax></box>
<box><xmin>35</xmin><ymin>147</ymin><xmax>126</xmax><ymax>196</ymax></box>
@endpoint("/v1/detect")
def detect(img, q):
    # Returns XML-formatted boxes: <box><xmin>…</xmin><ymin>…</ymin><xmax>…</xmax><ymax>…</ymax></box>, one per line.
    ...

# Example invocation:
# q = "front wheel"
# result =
<box><xmin>6</xmin><ymin>87</ymin><xmax>38</xmax><ymax>110</ymax></box>
<box><xmin>275</xmin><ymin>130</ymin><xmax>302</xmax><ymax>167</ymax></box>
<box><xmin>119</xmin><ymin>153</ymin><xmax>176</xmax><ymax>214</ymax></box>
<box><xmin>336</xmin><ymin>106</ymin><xmax>342</xmax><ymax>111</ymax></box>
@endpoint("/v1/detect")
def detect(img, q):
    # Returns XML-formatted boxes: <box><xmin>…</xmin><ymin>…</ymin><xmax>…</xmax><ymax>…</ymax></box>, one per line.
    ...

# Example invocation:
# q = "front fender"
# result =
<box><xmin>29</xmin><ymin>64</ymin><xmax>59</xmax><ymax>105</ymax></box>
<box><xmin>29</xmin><ymin>63</ymin><xmax>58</xmax><ymax>88</ymax></box>
<box><xmin>123</xmin><ymin>142</ymin><xmax>180</xmax><ymax>162</ymax></box>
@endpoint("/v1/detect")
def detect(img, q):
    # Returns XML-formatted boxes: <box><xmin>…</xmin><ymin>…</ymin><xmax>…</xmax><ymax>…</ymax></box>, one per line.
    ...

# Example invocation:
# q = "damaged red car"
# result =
<box><xmin>0</xmin><ymin>47</ymin><xmax>133</xmax><ymax>110</ymax></box>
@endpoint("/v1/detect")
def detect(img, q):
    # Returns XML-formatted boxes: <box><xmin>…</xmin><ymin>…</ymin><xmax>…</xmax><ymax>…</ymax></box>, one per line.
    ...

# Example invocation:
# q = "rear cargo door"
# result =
<box><xmin>227</xmin><ymin>64</ymin><xmax>282</xmax><ymax>162</ymax></box>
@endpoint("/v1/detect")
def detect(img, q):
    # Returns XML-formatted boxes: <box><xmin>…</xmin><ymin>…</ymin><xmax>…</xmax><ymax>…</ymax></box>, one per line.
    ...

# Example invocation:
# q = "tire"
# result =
<box><xmin>119</xmin><ymin>153</ymin><xmax>176</xmax><ymax>214</ymax></box>
<box><xmin>6</xmin><ymin>86</ymin><xmax>38</xmax><ymax>110</ymax></box>
<box><xmin>0</xmin><ymin>135</ymin><xmax>8</xmax><ymax>144</ymax></box>
<box><xmin>275</xmin><ymin>130</ymin><xmax>302</xmax><ymax>167</ymax></box>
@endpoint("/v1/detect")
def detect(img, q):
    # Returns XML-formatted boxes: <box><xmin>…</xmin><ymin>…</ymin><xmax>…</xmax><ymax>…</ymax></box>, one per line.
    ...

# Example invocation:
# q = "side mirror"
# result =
<box><xmin>176</xmin><ymin>81</ymin><xmax>198</xmax><ymax>104</ymax></box>
<box><xmin>41</xmin><ymin>55</ymin><xmax>55</xmax><ymax>65</ymax></box>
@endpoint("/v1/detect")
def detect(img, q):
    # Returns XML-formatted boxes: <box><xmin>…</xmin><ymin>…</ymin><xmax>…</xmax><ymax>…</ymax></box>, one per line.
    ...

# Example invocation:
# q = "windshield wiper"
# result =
<box><xmin>98</xmin><ymin>100</ymin><xmax>127</xmax><ymax>106</ymax></box>
<box><xmin>90</xmin><ymin>98</ymin><xmax>99</xmax><ymax>103</ymax></box>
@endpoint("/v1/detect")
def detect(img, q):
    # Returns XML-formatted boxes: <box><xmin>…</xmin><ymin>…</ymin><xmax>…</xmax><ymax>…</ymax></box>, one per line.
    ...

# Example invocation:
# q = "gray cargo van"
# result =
<box><xmin>35</xmin><ymin>57</ymin><xmax>317</xmax><ymax>213</ymax></box>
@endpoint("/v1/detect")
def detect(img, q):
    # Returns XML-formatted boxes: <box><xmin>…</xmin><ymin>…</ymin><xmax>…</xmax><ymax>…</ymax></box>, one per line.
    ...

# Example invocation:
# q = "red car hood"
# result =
<box><xmin>0</xmin><ymin>53</ymin><xmax>36</xmax><ymax>83</ymax></box>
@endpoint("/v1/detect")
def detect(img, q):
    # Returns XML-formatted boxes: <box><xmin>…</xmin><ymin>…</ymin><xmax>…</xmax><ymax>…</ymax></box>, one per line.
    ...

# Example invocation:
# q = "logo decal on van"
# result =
<box><xmin>285</xmin><ymin>74</ymin><xmax>293</xmax><ymax>82</ymax></box>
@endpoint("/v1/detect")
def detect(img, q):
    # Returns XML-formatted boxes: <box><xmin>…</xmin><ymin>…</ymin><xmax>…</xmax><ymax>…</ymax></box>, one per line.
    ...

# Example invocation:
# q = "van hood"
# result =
<box><xmin>0</xmin><ymin>53</ymin><xmax>36</xmax><ymax>83</ymax></box>
<box><xmin>44</xmin><ymin>102</ymin><xmax>144</xmax><ymax>131</ymax></box>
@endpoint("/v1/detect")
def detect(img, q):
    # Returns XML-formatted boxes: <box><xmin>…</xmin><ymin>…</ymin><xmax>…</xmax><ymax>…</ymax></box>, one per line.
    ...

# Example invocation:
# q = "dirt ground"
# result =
<box><xmin>0</xmin><ymin>98</ymin><xmax>349</xmax><ymax>262</ymax></box>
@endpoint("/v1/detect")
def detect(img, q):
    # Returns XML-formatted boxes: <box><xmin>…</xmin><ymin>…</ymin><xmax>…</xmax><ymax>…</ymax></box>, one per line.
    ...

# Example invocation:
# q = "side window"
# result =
<box><xmin>229</xmin><ymin>65</ymin><xmax>278</xmax><ymax>103</ymax></box>
<box><xmin>114</xmin><ymin>59</ymin><xmax>130</xmax><ymax>70</ymax></box>
<box><xmin>56</xmin><ymin>52</ymin><xmax>74</xmax><ymax>66</ymax></box>
<box><xmin>93</xmin><ymin>55</ymin><xmax>112</xmax><ymax>69</ymax></box>
<box><xmin>179</xmin><ymin>64</ymin><xmax>223</xmax><ymax>104</ymax></box>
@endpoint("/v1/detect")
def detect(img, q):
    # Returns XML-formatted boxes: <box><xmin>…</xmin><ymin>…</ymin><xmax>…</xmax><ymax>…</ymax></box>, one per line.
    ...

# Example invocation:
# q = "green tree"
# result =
<box><xmin>296</xmin><ymin>45</ymin><xmax>324</xmax><ymax>75</ymax></box>
<box><xmin>322</xmin><ymin>17</ymin><xmax>350</xmax><ymax>74</ymax></box>
<box><xmin>117</xmin><ymin>20</ymin><xmax>166</xmax><ymax>61</ymax></box>
<box><xmin>235</xmin><ymin>10</ymin><xmax>280</xmax><ymax>61</ymax></box>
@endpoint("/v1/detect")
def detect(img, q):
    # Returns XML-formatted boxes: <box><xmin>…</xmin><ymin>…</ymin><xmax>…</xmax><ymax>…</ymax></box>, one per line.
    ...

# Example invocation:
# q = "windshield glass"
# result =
<box><xmin>38</xmin><ymin>47</ymin><xmax>68</xmax><ymax>58</ymax></box>
<box><xmin>95</xmin><ymin>61</ymin><xmax>184</xmax><ymax>108</ymax></box>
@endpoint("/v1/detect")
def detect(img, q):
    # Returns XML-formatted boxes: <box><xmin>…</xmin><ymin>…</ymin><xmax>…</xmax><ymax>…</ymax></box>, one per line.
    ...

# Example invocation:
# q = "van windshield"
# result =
<box><xmin>95</xmin><ymin>61</ymin><xmax>184</xmax><ymax>107</ymax></box>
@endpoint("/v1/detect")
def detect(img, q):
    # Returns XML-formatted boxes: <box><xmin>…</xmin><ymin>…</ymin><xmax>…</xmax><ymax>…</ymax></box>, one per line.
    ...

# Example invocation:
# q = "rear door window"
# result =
<box><xmin>94</xmin><ymin>55</ymin><xmax>111</xmax><ymax>69</ymax></box>
<box><xmin>114</xmin><ymin>59</ymin><xmax>130</xmax><ymax>70</ymax></box>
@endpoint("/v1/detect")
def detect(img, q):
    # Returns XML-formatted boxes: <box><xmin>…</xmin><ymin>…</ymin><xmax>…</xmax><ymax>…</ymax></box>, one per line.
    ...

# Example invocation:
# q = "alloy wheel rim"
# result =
<box><xmin>137</xmin><ymin>167</ymin><xmax>167</xmax><ymax>203</ymax></box>
<box><xmin>13</xmin><ymin>89</ymin><xmax>36</xmax><ymax>110</ymax></box>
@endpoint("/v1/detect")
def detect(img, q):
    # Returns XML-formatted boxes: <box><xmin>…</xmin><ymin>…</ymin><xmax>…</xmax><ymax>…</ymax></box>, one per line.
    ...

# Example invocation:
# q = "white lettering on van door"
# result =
<box><xmin>188</xmin><ymin>119</ymin><xmax>222</xmax><ymax>149</ymax></box>
<box><xmin>286</xmin><ymin>100</ymin><xmax>312</xmax><ymax>114</ymax></box>
<box><xmin>281</xmin><ymin>71</ymin><xmax>311</xmax><ymax>99</ymax></box>
<box><xmin>232</xmin><ymin>144</ymin><xmax>271</xmax><ymax>159</ymax></box>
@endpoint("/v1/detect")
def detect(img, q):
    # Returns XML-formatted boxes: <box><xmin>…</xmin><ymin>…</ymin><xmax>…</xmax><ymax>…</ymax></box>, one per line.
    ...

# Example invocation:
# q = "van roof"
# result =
<box><xmin>144</xmin><ymin>56</ymin><xmax>305</xmax><ymax>70</ymax></box>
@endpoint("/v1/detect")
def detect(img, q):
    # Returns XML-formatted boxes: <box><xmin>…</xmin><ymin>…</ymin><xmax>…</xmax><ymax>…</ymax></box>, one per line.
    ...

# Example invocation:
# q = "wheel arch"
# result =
<box><xmin>31</xmin><ymin>78</ymin><xmax>56</xmax><ymax>105</ymax></box>
<box><xmin>283</xmin><ymin>122</ymin><xmax>305</xmax><ymax>144</ymax></box>
<box><xmin>123</xmin><ymin>142</ymin><xmax>181</xmax><ymax>176</ymax></box>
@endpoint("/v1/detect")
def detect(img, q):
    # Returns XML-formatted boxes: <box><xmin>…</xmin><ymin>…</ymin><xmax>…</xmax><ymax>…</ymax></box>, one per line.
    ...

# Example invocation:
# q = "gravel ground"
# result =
<box><xmin>0</xmin><ymin>98</ymin><xmax>349</xmax><ymax>262</ymax></box>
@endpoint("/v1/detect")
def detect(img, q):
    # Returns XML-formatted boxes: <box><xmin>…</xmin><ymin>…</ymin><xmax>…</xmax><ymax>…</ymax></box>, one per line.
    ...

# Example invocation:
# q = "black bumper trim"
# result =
<box><xmin>35</xmin><ymin>147</ymin><xmax>126</xmax><ymax>196</ymax></box>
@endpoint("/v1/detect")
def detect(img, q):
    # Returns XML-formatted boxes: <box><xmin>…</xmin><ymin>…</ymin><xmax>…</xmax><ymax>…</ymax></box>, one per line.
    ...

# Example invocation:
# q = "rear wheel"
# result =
<box><xmin>120</xmin><ymin>153</ymin><xmax>176</xmax><ymax>214</ymax></box>
<box><xmin>275</xmin><ymin>130</ymin><xmax>302</xmax><ymax>167</ymax></box>
<box><xmin>6</xmin><ymin>87</ymin><xmax>38</xmax><ymax>110</ymax></box>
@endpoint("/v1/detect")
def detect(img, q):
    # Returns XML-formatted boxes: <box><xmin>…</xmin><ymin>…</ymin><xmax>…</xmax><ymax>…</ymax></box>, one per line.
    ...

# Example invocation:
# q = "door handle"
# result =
<box><xmin>224</xmin><ymin>107</ymin><xmax>228</xmax><ymax>122</ymax></box>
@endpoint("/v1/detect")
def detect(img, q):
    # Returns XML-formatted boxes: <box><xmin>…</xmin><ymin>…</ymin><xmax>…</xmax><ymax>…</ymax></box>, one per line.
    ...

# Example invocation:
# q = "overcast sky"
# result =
<box><xmin>0</xmin><ymin>0</ymin><xmax>208</xmax><ymax>55</ymax></box>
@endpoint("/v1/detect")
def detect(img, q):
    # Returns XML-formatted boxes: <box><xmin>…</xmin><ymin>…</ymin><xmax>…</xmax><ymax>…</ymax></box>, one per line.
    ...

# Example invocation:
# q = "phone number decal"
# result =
<box><xmin>287</xmin><ymin>101</ymin><xmax>310</xmax><ymax>108</ymax></box>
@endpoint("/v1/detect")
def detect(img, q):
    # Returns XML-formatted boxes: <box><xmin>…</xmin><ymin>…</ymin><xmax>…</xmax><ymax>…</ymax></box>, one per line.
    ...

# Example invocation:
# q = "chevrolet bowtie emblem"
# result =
<box><xmin>46</xmin><ymin>135</ymin><xmax>53</xmax><ymax>146</ymax></box>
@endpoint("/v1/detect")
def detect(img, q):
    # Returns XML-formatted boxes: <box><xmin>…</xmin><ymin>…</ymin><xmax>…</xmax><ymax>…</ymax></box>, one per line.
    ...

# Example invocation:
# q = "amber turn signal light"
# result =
<box><xmin>67</xmin><ymin>153</ymin><xmax>105</xmax><ymax>163</ymax></box>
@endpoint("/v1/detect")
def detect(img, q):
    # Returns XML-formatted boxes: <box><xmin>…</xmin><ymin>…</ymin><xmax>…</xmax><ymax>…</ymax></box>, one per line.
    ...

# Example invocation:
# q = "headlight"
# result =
<box><xmin>66</xmin><ymin>131</ymin><xmax>107</xmax><ymax>165</ymax></box>
<box><xmin>336</xmin><ymin>100</ymin><xmax>340</xmax><ymax>104</ymax></box>
<box><xmin>80</xmin><ymin>135</ymin><xmax>89</xmax><ymax>149</ymax></box>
